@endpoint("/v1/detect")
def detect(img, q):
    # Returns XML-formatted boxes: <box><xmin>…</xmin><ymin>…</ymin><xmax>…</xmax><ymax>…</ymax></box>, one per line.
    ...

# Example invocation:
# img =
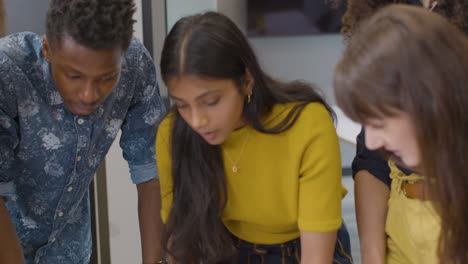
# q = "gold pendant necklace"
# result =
<box><xmin>224</xmin><ymin>130</ymin><xmax>251</xmax><ymax>173</ymax></box>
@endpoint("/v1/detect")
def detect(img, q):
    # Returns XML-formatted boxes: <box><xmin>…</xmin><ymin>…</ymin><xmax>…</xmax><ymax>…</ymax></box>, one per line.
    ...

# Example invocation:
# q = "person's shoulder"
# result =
<box><xmin>264</xmin><ymin>102</ymin><xmax>333</xmax><ymax>135</ymax></box>
<box><xmin>122</xmin><ymin>37</ymin><xmax>154</xmax><ymax>70</ymax></box>
<box><xmin>160</xmin><ymin>112</ymin><xmax>175</xmax><ymax>127</ymax></box>
<box><xmin>126</xmin><ymin>36</ymin><xmax>143</xmax><ymax>50</ymax></box>
<box><xmin>158</xmin><ymin>111</ymin><xmax>177</xmax><ymax>138</ymax></box>
<box><xmin>290</xmin><ymin>103</ymin><xmax>337</xmax><ymax>146</ymax></box>
<box><xmin>0</xmin><ymin>32</ymin><xmax>42</xmax><ymax>60</ymax></box>
<box><xmin>297</xmin><ymin>103</ymin><xmax>335</xmax><ymax>136</ymax></box>
<box><xmin>284</xmin><ymin>102</ymin><xmax>334</xmax><ymax>132</ymax></box>
<box><xmin>124</xmin><ymin>37</ymin><xmax>147</xmax><ymax>59</ymax></box>
<box><xmin>299</xmin><ymin>102</ymin><xmax>332</xmax><ymax>121</ymax></box>
<box><xmin>0</xmin><ymin>32</ymin><xmax>41</xmax><ymax>51</ymax></box>
<box><xmin>271</xmin><ymin>102</ymin><xmax>331</xmax><ymax>121</ymax></box>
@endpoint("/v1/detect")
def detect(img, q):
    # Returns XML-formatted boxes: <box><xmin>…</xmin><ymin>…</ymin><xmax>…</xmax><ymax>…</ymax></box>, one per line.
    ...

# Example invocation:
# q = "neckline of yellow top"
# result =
<box><xmin>223</xmin><ymin>128</ymin><xmax>251</xmax><ymax>173</ymax></box>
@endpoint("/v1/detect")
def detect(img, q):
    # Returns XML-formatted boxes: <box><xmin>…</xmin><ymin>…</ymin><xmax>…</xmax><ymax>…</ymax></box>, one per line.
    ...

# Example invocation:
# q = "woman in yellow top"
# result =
<box><xmin>335</xmin><ymin>1</ymin><xmax>465</xmax><ymax>263</ymax></box>
<box><xmin>156</xmin><ymin>11</ymin><xmax>352</xmax><ymax>264</ymax></box>
<box><xmin>334</xmin><ymin>5</ymin><xmax>468</xmax><ymax>264</ymax></box>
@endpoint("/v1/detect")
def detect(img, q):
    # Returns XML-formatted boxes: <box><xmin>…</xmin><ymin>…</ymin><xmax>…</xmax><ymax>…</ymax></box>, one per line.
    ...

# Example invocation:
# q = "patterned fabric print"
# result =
<box><xmin>0</xmin><ymin>32</ymin><xmax>165</xmax><ymax>264</ymax></box>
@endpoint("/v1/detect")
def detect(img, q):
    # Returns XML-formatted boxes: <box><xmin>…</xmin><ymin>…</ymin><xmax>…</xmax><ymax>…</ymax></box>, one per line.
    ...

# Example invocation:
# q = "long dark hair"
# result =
<box><xmin>160</xmin><ymin>11</ymin><xmax>334</xmax><ymax>264</ymax></box>
<box><xmin>334</xmin><ymin>5</ymin><xmax>468</xmax><ymax>264</ymax></box>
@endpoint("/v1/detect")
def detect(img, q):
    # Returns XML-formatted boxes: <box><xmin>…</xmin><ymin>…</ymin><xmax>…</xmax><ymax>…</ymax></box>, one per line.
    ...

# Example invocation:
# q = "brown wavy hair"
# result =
<box><xmin>331</xmin><ymin>0</ymin><xmax>468</xmax><ymax>41</ymax></box>
<box><xmin>334</xmin><ymin>5</ymin><xmax>468</xmax><ymax>264</ymax></box>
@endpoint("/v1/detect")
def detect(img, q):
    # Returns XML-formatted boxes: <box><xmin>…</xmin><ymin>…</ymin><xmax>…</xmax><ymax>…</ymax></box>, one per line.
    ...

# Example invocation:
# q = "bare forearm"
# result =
<box><xmin>300</xmin><ymin>230</ymin><xmax>337</xmax><ymax>264</ymax></box>
<box><xmin>355</xmin><ymin>170</ymin><xmax>389</xmax><ymax>264</ymax></box>
<box><xmin>137</xmin><ymin>179</ymin><xmax>164</xmax><ymax>263</ymax></box>
<box><xmin>0</xmin><ymin>198</ymin><xmax>24</xmax><ymax>264</ymax></box>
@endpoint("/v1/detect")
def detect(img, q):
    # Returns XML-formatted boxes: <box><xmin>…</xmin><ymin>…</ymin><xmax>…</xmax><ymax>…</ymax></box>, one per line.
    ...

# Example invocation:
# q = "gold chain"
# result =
<box><xmin>223</xmin><ymin>130</ymin><xmax>251</xmax><ymax>173</ymax></box>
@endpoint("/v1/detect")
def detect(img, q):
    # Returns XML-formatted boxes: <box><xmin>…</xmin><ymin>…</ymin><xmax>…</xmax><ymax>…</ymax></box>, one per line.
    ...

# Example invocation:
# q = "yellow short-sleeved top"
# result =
<box><xmin>156</xmin><ymin>102</ymin><xmax>346</xmax><ymax>244</ymax></box>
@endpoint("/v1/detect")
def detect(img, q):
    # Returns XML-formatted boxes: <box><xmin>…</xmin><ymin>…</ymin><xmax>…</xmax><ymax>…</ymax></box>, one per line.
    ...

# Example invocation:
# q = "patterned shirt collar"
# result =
<box><xmin>42</xmin><ymin>62</ymin><xmax>64</xmax><ymax>106</ymax></box>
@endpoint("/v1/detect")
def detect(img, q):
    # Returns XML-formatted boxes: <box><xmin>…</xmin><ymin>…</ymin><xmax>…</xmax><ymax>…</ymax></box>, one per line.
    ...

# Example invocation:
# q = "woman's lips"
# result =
<box><xmin>202</xmin><ymin>131</ymin><xmax>217</xmax><ymax>141</ymax></box>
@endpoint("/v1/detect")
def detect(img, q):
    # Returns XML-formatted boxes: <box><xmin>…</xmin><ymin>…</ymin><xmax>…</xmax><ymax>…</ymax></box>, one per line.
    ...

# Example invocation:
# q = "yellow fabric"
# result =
<box><xmin>156</xmin><ymin>102</ymin><xmax>346</xmax><ymax>244</ymax></box>
<box><xmin>386</xmin><ymin>160</ymin><xmax>440</xmax><ymax>264</ymax></box>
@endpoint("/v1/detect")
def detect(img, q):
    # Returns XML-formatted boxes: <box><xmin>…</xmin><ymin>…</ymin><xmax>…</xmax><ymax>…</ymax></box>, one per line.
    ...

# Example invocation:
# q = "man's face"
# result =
<box><xmin>42</xmin><ymin>35</ymin><xmax>123</xmax><ymax>115</ymax></box>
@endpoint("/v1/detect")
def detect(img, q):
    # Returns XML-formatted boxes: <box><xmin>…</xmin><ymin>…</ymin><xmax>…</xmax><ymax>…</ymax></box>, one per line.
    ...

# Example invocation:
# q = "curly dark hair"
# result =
<box><xmin>333</xmin><ymin>0</ymin><xmax>468</xmax><ymax>41</ymax></box>
<box><xmin>46</xmin><ymin>0</ymin><xmax>136</xmax><ymax>51</ymax></box>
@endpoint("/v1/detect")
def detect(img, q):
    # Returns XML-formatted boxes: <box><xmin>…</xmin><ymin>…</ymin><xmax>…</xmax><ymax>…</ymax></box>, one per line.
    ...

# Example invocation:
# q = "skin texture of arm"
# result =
<box><xmin>137</xmin><ymin>179</ymin><xmax>165</xmax><ymax>264</ymax></box>
<box><xmin>0</xmin><ymin>198</ymin><xmax>24</xmax><ymax>264</ymax></box>
<box><xmin>300</xmin><ymin>230</ymin><xmax>337</xmax><ymax>264</ymax></box>
<box><xmin>355</xmin><ymin>170</ymin><xmax>390</xmax><ymax>264</ymax></box>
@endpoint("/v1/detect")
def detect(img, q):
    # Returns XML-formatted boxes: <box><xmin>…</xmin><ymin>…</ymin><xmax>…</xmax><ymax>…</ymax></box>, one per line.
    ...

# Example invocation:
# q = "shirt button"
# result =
<box><xmin>58</xmin><ymin>211</ymin><xmax>64</xmax><ymax>217</ymax></box>
<box><xmin>76</xmin><ymin>156</ymin><xmax>82</xmax><ymax>161</ymax></box>
<box><xmin>77</xmin><ymin>118</ymin><xmax>84</xmax><ymax>125</ymax></box>
<box><xmin>67</xmin><ymin>186</ymin><xmax>73</xmax><ymax>192</ymax></box>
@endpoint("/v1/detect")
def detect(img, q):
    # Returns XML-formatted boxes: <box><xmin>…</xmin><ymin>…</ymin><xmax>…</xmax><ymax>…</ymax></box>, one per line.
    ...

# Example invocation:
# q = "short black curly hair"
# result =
<box><xmin>46</xmin><ymin>0</ymin><xmax>136</xmax><ymax>51</ymax></box>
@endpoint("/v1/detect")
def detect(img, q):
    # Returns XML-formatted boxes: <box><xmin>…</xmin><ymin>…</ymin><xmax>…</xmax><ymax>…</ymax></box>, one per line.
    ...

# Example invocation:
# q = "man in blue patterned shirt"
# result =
<box><xmin>0</xmin><ymin>0</ymin><xmax>166</xmax><ymax>263</ymax></box>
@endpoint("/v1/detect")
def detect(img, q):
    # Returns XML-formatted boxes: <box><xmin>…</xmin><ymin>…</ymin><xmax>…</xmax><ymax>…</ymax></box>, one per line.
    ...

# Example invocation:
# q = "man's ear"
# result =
<box><xmin>42</xmin><ymin>35</ymin><xmax>51</xmax><ymax>61</ymax></box>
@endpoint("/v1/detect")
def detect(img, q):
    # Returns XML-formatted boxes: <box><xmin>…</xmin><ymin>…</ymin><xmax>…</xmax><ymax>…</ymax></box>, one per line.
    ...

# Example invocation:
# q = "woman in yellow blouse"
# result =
<box><xmin>334</xmin><ymin>5</ymin><xmax>468</xmax><ymax>264</ymax></box>
<box><xmin>156</xmin><ymin>11</ymin><xmax>352</xmax><ymax>264</ymax></box>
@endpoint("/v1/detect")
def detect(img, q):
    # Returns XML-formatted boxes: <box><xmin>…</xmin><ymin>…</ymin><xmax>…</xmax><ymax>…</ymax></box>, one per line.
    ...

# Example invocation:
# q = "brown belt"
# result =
<box><xmin>402</xmin><ymin>180</ymin><xmax>431</xmax><ymax>201</ymax></box>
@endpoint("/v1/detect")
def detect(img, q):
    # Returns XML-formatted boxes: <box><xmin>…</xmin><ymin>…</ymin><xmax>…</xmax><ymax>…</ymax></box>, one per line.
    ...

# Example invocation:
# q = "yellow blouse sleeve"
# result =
<box><xmin>155</xmin><ymin>115</ymin><xmax>174</xmax><ymax>224</ymax></box>
<box><xmin>297</xmin><ymin>104</ymin><xmax>344</xmax><ymax>232</ymax></box>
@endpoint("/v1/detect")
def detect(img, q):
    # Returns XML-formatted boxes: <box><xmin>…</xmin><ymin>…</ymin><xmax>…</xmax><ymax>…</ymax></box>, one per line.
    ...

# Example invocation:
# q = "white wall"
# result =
<box><xmin>249</xmin><ymin>35</ymin><xmax>356</xmax><ymax>166</ymax></box>
<box><xmin>250</xmin><ymin>35</ymin><xmax>343</xmax><ymax>105</ymax></box>
<box><xmin>216</xmin><ymin>0</ymin><xmax>247</xmax><ymax>33</ymax></box>
<box><xmin>4</xmin><ymin>0</ymin><xmax>50</xmax><ymax>35</ymax></box>
<box><xmin>166</xmin><ymin>0</ymin><xmax>216</xmax><ymax>30</ymax></box>
<box><xmin>134</xmin><ymin>3</ymin><xmax>143</xmax><ymax>44</ymax></box>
